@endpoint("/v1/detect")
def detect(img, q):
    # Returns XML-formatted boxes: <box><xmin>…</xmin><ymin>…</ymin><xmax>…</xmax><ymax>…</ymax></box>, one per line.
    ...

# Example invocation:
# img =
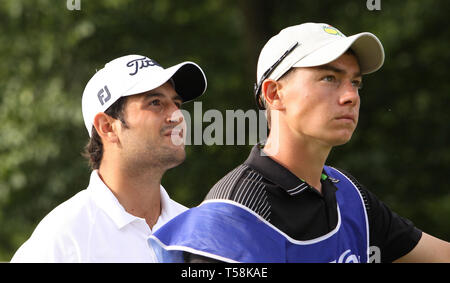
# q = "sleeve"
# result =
<box><xmin>10</xmin><ymin>217</ymin><xmax>79</xmax><ymax>263</ymax></box>
<box><xmin>10</xmin><ymin>235</ymin><xmax>76</xmax><ymax>263</ymax></box>
<box><xmin>334</xmin><ymin>168</ymin><xmax>422</xmax><ymax>262</ymax></box>
<box><xmin>362</xmin><ymin>188</ymin><xmax>422</xmax><ymax>262</ymax></box>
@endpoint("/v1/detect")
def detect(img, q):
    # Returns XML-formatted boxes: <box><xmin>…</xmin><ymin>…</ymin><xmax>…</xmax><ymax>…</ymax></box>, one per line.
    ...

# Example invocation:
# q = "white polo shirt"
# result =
<box><xmin>10</xmin><ymin>170</ymin><xmax>187</xmax><ymax>262</ymax></box>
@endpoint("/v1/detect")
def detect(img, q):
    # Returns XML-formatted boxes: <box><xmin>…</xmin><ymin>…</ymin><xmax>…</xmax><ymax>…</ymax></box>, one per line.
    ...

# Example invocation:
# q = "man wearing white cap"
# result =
<box><xmin>11</xmin><ymin>55</ymin><xmax>207</xmax><ymax>262</ymax></box>
<box><xmin>149</xmin><ymin>23</ymin><xmax>450</xmax><ymax>263</ymax></box>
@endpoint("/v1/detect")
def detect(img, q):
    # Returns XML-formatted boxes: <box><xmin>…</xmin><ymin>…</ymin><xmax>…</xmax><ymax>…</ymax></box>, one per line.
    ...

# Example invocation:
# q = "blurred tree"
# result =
<box><xmin>0</xmin><ymin>0</ymin><xmax>448</xmax><ymax>261</ymax></box>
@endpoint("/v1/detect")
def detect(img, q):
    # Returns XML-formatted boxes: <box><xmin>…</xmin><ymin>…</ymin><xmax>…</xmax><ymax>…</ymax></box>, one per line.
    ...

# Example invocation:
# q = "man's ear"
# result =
<box><xmin>262</xmin><ymin>79</ymin><xmax>285</xmax><ymax>110</ymax></box>
<box><xmin>93</xmin><ymin>112</ymin><xmax>120</xmax><ymax>144</ymax></box>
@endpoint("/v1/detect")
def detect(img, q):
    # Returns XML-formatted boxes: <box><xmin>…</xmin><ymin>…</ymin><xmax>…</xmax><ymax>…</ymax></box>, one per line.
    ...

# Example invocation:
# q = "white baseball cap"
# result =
<box><xmin>82</xmin><ymin>54</ymin><xmax>207</xmax><ymax>136</ymax></box>
<box><xmin>255</xmin><ymin>22</ymin><xmax>385</xmax><ymax>109</ymax></box>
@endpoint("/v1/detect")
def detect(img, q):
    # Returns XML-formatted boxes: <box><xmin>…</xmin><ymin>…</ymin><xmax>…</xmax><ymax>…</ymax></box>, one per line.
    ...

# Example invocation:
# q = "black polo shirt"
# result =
<box><xmin>191</xmin><ymin>144</ymin><xmax>422</xmax><ymax>263</ymax></box>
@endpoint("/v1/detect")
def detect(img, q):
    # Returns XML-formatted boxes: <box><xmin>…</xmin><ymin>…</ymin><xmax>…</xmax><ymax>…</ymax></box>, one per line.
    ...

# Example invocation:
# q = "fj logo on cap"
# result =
<box><xmin>323</xmin><ymin>26</ymin><xmax>343</xmax><ymax>37</ymax></box>
<box><xmin>126</xmin><ymin>57</ymin><xmax>161</xmax><ymax>76</ymax></box>
<box><xmin>97</xmin><ymin>85</ymin><xmax>112</xmax><ymax>106</ymax></box>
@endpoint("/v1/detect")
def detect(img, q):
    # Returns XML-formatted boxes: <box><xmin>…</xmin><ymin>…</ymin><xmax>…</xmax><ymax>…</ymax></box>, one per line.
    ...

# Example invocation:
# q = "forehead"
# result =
<box><xmin>129</xmin><ymin>81</ymin><xmax>181</xmax><ymax>101</ymax></box>
<box><xmin>312</xmin><ymin>53</ymin><xmax>361</xmax><ymax>76</ymax></box>
<box><xmin>284</xmin><ymin>52</ymin><xmax>361</xmax><ymax>80</ymax></box>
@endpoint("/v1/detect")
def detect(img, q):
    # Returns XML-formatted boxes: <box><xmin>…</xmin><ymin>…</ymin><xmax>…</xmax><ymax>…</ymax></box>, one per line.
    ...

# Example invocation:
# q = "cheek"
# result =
<box><xmin>281</xmin><ymin>77</ymin><xmax>331</xmax><ymax>130</ymax></box>
<box><xmin>286</xmin><ymin>90</ymin><xmax>325</xmax><ymax>121</ymax></box>
<box><xmin>285</xmin><ymin>98</ymin><xmax>334</xmax><ymax>139</ymax></box>
<box><xmin>124</xmin><ymin>118</ymin><xmax>164</xmax><ymax>146</ymax></box>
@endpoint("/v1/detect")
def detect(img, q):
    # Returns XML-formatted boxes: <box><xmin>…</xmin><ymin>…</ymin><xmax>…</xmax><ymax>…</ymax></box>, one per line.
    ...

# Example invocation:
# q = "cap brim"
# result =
<box><xmin>169</xmin><ymin>62</ymin><xmax>207</xmax><ymax>102</ymax></box>
<box><xmin>124</xmin><ymin>61</ymin><xmax>207</xmax><ymax>102</ymax></box>
<box><xmin>293</xmin><ymin>32</ymin><xmax>385</xmax><ymax>74</ymax></box>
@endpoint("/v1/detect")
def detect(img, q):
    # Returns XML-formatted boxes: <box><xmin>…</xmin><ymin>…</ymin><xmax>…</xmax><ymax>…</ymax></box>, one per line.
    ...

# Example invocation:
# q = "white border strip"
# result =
<box><xmin>198</xmin><ymin>199</ymin><xmax>342</xmax><ymax>245</ymax></box>
<box><xmin>329</xmin><ymin>167</ymin><xmax>370</xmax><ymax>263</ymax></box>
<box><xmin>149</xmin><ymin>234</ymin><xmax>238</xmax><ymax>263</ymax></box>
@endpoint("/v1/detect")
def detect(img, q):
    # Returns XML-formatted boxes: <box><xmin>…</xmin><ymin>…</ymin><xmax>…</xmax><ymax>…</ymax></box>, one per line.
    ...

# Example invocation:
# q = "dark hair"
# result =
<box><xmin>82</xmin><ymin>97</ymin><xmax>128</xmax><ymax>170</ymax></box>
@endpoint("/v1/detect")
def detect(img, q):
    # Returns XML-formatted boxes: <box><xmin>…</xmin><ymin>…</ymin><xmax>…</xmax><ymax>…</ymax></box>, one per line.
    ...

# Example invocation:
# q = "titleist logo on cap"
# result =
<box><xmin>126</xmin><ymin>57</ymin><xmax>161</xmax><ymax>76</ymax></box>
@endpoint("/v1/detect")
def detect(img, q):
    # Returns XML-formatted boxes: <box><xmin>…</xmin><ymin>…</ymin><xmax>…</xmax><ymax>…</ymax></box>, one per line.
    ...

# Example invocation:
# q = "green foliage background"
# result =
<box><xmin>0</xmin><ymin>0</ymin><xmax>449</xmax><ymax>260</ymax></box>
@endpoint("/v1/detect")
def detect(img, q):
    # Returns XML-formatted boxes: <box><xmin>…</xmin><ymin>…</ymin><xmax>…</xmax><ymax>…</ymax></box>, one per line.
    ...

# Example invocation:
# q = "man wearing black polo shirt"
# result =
<box><xmin>149</xmin><ymin>23</ymin><xmax>450</xmax><ymax>263</ymax></box>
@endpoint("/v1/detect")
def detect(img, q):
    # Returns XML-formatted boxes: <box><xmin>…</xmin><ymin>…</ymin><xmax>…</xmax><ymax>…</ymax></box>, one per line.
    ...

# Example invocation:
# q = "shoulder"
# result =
<box><xmin>205</xmin><ymin>164</ymin><xmax>252</xmax><ymax>200</ymax></box>
<box><xmin>205</xmin><ymin>163</ymin><xmax>271</xmax><ymax>220</ymax></box>
<box><xmin>39</xmin><ymin>189</ymin><xmax>96</xmax><ymax>232</ymax></box>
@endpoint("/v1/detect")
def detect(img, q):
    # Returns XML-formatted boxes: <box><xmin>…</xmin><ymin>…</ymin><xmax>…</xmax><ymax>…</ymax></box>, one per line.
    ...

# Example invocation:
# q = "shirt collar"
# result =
<box><xmin>88</xmin><ymin>171</ymin><xmax>139</xmax><ymax>229</ymax></box>
<box><xmin>88</xmin><ymin>170</ymin><xmax>180</xmax><ymax>231</ymax></box>
<box><xmin>244</xmin><ymin>144</ymin><xmax>336</xmax><ymax>196</ymax></box>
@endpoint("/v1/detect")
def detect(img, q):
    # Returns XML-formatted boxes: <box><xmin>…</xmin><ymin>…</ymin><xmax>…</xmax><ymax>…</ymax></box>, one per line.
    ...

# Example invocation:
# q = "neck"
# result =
<box><xmin>98</xmin><ymin>157</ymin><xmax>165</xmax><ymax>229</ymax></box>
<box><xmin>263</xmin><ymin>128</ymin><xmax>331</xmax><ymax>193</ymax></box>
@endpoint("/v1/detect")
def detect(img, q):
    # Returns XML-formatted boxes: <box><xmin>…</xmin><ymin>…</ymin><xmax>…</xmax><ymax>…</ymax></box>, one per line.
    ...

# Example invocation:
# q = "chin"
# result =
<box><xmin>165</xmin><ymin>150</ymin><xmax>186</xmax><ymax>169</ymax></box>
<box><xmin>330</xmin><ymin>134</ymin><xmax>354</xmax><ymax>146</ymax></box>
<box><xmin>327</xmin><ymin>126</ymin><xmax>356</xmax><ymax>144</ymax></box>
<box><xmin>165</xmin><ymin>144</ymin><xmax>186</xmax><ymax>164</ymax></box>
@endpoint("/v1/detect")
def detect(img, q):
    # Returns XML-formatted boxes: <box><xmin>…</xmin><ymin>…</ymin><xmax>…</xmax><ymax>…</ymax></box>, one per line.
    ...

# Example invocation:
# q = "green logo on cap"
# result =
<box><xmin>323</xmin><ymin>26</ymin><xmax>343</xmax><ymax>37</ymax></box>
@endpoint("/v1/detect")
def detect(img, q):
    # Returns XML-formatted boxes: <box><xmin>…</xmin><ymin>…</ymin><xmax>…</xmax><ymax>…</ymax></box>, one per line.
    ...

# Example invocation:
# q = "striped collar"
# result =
<box><xmin>244</xmin><ymin>144</ymin><xmax>338</xmax><ymax>196</ymax></box>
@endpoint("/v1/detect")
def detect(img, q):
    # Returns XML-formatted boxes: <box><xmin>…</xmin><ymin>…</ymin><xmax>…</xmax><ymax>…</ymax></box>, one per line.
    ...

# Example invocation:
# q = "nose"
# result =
<box><xmin>339</xmin><ymin>82</ymin><xmax>360</xmax><ymax>106</ymax></box>
<box><xmin>167</xmin><ymin>108</ymin><xmax>184</xmax><ymax>125</ymax></box>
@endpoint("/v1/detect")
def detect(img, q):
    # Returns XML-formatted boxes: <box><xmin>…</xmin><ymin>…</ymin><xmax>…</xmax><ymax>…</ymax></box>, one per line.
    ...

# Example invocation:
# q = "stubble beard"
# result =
<box><xmin>154</xmin><ymin>144</ymin><xmax>186</xmax><ymax>170</ymax></box>
<box><xmin>121</xmin><ymin>135</ymin><xmax>186</xmax><ymax>175</ymax></box>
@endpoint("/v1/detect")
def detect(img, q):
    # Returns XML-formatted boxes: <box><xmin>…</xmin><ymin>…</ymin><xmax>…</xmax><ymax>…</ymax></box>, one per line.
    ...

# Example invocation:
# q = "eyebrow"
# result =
<box><xmin>315</xmin><ymin>64</ymin><xmax>362</xmax><ymax>78</ymax></box>
<box><xmin>144</xmin><ymin>92</ymin><xmax>183</xmax><ymax>102</ymax></box>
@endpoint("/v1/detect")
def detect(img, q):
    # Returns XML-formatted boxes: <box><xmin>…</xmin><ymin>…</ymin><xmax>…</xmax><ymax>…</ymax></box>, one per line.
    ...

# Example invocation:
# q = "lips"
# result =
<box><xmin>335</xmin><ymin>114</ymin><xmax>356</xmax><ymax>123</ymax></box>
<box><xmin>164</xmin><ymin>128</ymin><xmax>184</xmax><ymax>138</ymax></box>
<box><xmin>162</xmin><ymin>126</ymin><xmax>185</xmax><ymax>147</ymax></box>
